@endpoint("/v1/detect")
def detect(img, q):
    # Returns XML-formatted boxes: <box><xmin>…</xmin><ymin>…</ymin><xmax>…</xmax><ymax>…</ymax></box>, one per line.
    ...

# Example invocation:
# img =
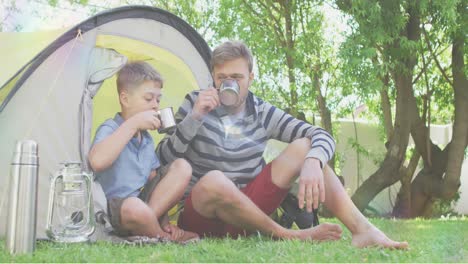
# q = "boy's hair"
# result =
<box><xmin>117</xmin><ymin>61</ymin><xmax>163</xmax><ymax>94</ymax></box>
<box><xmin>211</xmin><ymin>40</ymin><xmax>254</xmax><ymax>73</ymax></box>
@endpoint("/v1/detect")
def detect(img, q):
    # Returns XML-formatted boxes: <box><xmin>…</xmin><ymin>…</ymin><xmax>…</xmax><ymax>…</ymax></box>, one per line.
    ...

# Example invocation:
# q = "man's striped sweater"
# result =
<box><xmin>156</xmin><ymin>91</ymin><xmax>335</xmax><ymax>188</ymax></box>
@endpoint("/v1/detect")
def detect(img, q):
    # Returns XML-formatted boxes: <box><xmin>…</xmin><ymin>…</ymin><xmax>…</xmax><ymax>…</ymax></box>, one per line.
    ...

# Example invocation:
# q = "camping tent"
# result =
<box><xmin>0</xmin><ymin>5</ymin><xmax>213</xmax><ymax>239</ymax></box>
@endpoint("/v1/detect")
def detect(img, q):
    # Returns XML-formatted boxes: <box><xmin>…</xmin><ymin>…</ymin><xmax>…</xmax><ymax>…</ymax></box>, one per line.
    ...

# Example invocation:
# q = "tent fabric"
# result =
<box><xmin>0</xmin><ymin>6</ymin><xmax>212</xmax><ymax>239</ymax></box>
<box><xmin>80</xmin><ymin>48</ymin><xmax>128</xmax><ymax>172</ymax></box>
<box><xmin>0</xmin><ymin>5</ymin><xmax>211</xmax><ymax>112</ymax></box>
<box><xmin>87</xmin><ymin>48</ymin><xmax>127</xmax><ymax>84</ymax></box>
<box><xmin>0</xmin><ymin>31</ymin><xmax>97</xmax><ymax>239</ymax></box>
<box><xmin>0</xmin><ymin>28</ymin><xmax>68</xmax><ymax>102</ymax></box>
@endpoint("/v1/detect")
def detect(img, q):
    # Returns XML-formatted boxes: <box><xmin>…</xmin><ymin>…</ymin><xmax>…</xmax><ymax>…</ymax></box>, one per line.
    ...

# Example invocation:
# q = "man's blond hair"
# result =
<box><xmin>211</xmin><ymin>40</ymin><xmax>254</xmax><ymax>73</ymax></box>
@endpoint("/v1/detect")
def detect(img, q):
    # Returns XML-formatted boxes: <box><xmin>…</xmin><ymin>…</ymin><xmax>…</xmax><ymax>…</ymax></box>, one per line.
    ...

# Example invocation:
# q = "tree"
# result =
<box><xmin>1</xmin><ymin>0</ymin><xmax>23</xmax><ymax>32</ymax></box>
<box><xmin>141</xmin><ymin>0</ymin><xmax>219</xmax><ymax>44</ymax></box>
<box><xmin>215</xmin><ymin>0</ymin><xmax>346</xmax><ymax>169</ymax></box>
<box><xmin>405</xmin><ymin>0</ymin><xmax>467</xmax><ymax>217</ymax></box>
<box><xmin>337</xmin><ymin>0</ymin><xmax>421</xmax><ymax>212</ymax></box>
<box><xmin>338</xmin><ymin>0</ymin><xmax>467</xmax><ymax>217</ymax></box>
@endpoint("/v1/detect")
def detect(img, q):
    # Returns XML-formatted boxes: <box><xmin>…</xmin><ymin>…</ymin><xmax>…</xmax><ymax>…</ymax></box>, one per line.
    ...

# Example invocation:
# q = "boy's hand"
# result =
<box><xmin>192</xmin><ymin>88</ymin><xmax>220</xmax><ymax>120</ymax></box>
<box><xmin>163</xmin><ymin>224</ymin><xmax>185</xmax><ymax>241</ymax></box>
<box><xmin>130</xmin><ymin>110</ymin><xmax>161</xmax><ymax>131</ymax></box>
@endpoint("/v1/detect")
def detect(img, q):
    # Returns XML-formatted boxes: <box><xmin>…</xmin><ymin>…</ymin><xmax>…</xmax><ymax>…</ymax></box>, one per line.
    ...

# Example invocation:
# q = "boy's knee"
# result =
<box><xmin>171</xmin><ymin>158</ymin><xmax>192</xmax><ymax>175</ymax></box>
<box><xmin>169</xmin><ymin>158</ymin><xmax>192</xmax><ymax>184</ymax></box>
<box><xmin>121</xmin><ymin>198</ymin><xmax>152</xmax><ymax>224</ymax></box>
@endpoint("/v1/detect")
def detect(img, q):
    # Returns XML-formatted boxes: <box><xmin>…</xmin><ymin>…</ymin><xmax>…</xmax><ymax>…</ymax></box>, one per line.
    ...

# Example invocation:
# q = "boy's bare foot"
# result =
<box><xmin>351</xmin><ymin>225</ymin><xmax>409</xmax><ymax>249</ymax></box>
<box><xmin>163</xmin><ymin>224</ymin><xmax>200</xmax><ymax>244</ymax></box>
<box><xmin>290</xmin><ymin>223</ymin><xmax>343</xmax><ymax>241</ymax></box>
<box><xmin>172</xmin><ymin>230</ymin><xmax>200</xmax><ymax>244</ymax></box>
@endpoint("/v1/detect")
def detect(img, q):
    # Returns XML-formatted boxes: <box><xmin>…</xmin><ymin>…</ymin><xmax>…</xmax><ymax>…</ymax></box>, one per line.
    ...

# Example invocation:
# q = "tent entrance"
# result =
<box><xmin>80</xmin><ymin>35</ymin><xmax>201</xmax><ymax>170</ymax></box>
<box><xmin>91</xmin><ymin>34</ymin><xmax>199</xmax><ymax>144</ymax></box>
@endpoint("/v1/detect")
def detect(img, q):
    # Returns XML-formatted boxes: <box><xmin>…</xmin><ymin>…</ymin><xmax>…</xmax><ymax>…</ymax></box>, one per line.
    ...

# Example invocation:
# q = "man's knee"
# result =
<box><xmin>195</xmin><ymin>170</ymin><xmax>236</xmax><ymax>200</ymax></box>
<box><xmin>289</xmin><ymin>137</ymin><xmax>311</xmax><ymax>157</ymax></box>
<box><xmin>271</xmin><ymin>138</ymin><xmax>313</xmax><ymax>188</ymax></box>
<box><xmin>190</xmin><ymin>170</ymin><xmax>238</xmax><ymax>217</ymax></box>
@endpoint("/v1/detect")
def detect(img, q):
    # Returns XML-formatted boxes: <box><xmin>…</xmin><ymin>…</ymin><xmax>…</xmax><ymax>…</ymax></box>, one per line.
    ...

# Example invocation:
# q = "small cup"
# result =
<box><xmin>157</xmin><ymin>107</ymin><xmax>176</xmax><ymax>133</ymax></box>
<box><xmin>219</xmin><ymin>79</ymin><xmax>240</xmax><ymax>106</ymax></box>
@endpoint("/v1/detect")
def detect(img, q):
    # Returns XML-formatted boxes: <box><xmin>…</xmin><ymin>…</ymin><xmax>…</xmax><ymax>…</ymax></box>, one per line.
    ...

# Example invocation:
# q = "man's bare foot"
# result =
<box><xmin>351</xmin><ymin>225</ymin><xmax>409</xmax><ymax>249</ymax></box>
<box><xmin>291</xmin><ymin>223</ymin><xmax>342</xmax><ymax>241</ymax></box>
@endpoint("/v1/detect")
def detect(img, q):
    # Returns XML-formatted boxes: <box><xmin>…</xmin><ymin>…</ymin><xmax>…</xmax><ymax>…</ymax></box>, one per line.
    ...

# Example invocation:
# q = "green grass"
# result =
<box><xmin>1</xmin><ymin>217</ymin><xmax>467</xmax><ymax>262</ymax></box>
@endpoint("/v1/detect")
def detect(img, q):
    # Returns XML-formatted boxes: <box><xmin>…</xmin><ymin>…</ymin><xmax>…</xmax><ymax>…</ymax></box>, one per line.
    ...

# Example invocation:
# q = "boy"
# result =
<box><xmin>88</xmin><ymin>61</ymin><xmax>198</xmax><ymax>243</ymax></box>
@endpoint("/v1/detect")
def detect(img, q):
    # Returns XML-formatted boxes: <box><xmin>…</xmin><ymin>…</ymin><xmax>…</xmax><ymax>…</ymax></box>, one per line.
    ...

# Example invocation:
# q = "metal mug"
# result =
<box><xmin>157</xmin><ymin>107</ymin><xmax>176</xmax><ymax>133</ymax></box>
<box><xmin>219</xmin><ymin>79</ymin><xmax>240</xmax><ymax>106</ymax></box>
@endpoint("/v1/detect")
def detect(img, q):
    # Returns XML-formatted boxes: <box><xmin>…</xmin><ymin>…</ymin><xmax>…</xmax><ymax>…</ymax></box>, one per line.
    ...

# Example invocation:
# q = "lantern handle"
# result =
<box><xmin>45</xmin><ymin>172</ymin><xmax>63</xmax><ymax>240</ymax></box>
<box><xmin>82</xmin><ymin>172</ymin><xmax>95</xmax><ymax>237</ymax></box>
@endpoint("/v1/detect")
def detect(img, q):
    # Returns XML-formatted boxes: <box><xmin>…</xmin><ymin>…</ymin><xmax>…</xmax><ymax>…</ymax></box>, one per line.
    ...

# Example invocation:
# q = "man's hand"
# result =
<box><xmin>129</xmin><ymin>110</ymin><xmax>161</xmax><ymax>131</ymax></box>
<box><xmin>192</xmin><ymin>88</ymin><xmax>220</xmax><ymax>120</ymax></box>
<box><xmin>297</xmin><ymin>158</ymin><xmax>325</xmax><ymax>212</ymax></box>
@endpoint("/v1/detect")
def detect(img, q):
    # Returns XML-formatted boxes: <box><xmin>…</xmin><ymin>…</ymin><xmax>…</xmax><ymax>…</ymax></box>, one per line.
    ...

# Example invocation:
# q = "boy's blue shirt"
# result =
<box><xmin>92</xmin><ymin>113</ymin><xmax>160</xmax><ymax>199</ymax></box>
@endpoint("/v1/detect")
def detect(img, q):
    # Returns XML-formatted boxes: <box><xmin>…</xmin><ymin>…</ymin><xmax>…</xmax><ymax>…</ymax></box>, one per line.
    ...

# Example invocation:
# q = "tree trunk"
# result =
<box><xmin>442</xmin><ymin>22</ymin><xmax>467</xmax><ymax>198</ymax></box>
<box><xmin>409</xmin><ymin>8</ymin><xmax>468</xmax><ymax>216</ymax></box>
<box><xmin>380</xmin><ymin>72</ymin><xmax>420</xmax><ymax>218</ymax></box>
<box><xmin>380</xmin><ymin>74</ymin><xmax>394</xmax><ymax>141</ymax></box>
<box><xmin>283</xmin><ymin>1</ymin><xmax>298</xmax><ymax>115</ymax></box>
<box><xmin>392</xmin><ymin>151</ymin><xmax>420</xmax><ymax>217</ymax></box>
<box><xmin>352</xmin><ymin>69</ymin><xmax>413</xmax><ymax>211</ymax></box>
<box><xmin>351</xmin><ymin>2</ymin><xmax>421</xmax><ymax>212</ymax></box>
<box><xmin>410</xmin><ymin>144</ymin><xmax>448</xmax><ymax>217</ymax></box>
<box><xmin>372</xmin><ymin>54</ymin><xmax>393</xmax><ymax>142</ymax></box>
<box><xmin>312</xmin><ymin>64</ymin><xmax>335</xmax><ymax>169</ymax></box>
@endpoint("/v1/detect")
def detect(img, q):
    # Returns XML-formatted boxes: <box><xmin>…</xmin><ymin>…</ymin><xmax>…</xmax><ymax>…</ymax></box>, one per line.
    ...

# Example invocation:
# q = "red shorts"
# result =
<box><xmin>177</xmin><ymin>163</ymin><xmax>289</xmax><ymax>238</ymax></box>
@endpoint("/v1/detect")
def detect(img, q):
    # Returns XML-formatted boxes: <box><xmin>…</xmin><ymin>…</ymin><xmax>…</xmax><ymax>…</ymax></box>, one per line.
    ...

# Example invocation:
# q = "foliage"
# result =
<box><xmin>431</xmin><ymin>191</ymin><xmax>462</xmax><ymax>218</ymax></box>
<box><xmin>142</xmin><ymin>0</ymin><xmax>219</xmax><ymax>45</ymax></box>
<box><xmin>1</xmin><ymin>0</ymin><xmax>22</xmax><ymax>32</ymax></box>
<box><xmin>213</xmin><ymin>0</ymin><xmax>348</xmax><ymax>117</ymax></box>
<box><xmin>347</xmin><ymin>137</ymin><xmax>385</xmax><ymax>167</ymax></box>
<box><xmin>4</xmin><ymin>0</ymin><xmax>460</xmax><ymax>123</ymax></box>
<box><xmin>338</xmin><ymin>0</ymin><xmax>462</xmax><ymax>128</ymax></box>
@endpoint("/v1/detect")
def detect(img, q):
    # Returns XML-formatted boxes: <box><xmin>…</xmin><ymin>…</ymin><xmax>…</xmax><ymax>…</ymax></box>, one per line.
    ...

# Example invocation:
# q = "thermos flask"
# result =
<box><xmin>5</xmin><ymin>140</ymin><xmax>39</xmax><ymax>255</ymax></box>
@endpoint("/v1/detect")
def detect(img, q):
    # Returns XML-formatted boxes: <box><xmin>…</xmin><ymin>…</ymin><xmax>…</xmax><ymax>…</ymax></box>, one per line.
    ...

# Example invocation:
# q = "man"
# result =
<box><xmin>156</xmin><ymin>40</ymin><xmax>408</xmax><ymax>248</ymax></box>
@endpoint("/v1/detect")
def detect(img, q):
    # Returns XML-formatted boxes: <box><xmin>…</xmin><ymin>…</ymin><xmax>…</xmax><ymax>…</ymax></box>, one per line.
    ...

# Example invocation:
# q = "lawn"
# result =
<box><xmin>1</xmin><ymin>217</ymin><xmax>467</xmax><ymax>262</ymax></box>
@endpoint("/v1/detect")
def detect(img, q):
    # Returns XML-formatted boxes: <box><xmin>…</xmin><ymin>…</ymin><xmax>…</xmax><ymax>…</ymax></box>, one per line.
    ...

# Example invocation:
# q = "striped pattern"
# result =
<box><xmin>156</xmin><ymin>91</ymin><xmax>335</xmax><ymax>186</ymax></box>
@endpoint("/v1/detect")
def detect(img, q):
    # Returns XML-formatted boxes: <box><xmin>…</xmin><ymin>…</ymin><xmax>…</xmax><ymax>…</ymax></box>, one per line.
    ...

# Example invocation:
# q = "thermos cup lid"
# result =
<box><xmin>12</xmin><ymin>140</ymin><xmax>38</xmax><ymax>165</ymax></box>
<box><xmin>15</xmin><ymin>140</ymin><xmax>38</xmax><ymax>155</ymax></box>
